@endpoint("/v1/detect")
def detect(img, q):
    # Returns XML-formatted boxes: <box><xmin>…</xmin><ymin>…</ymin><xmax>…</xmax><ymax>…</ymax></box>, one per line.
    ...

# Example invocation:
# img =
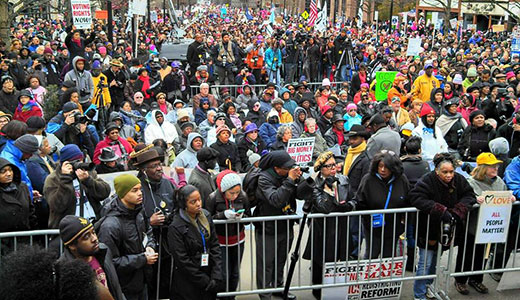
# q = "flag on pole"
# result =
<box><xmin>316</xmin><ymin>1</ymin><xmax>327</xmax><ymax>33</ymax></box>
<box><xmin>245</xmin><ymin>8</ymin><xmax>253</xmax><ymax>21</ymax></box>
<box><xmin>269</xmin><ymin>5</ymin><xmax>275</xmax><ymax>24</ymax></box>
<box><xmin>308</xmin><ymin>0</ymin><xmax>318</xmax><ymax>26</ymax></box>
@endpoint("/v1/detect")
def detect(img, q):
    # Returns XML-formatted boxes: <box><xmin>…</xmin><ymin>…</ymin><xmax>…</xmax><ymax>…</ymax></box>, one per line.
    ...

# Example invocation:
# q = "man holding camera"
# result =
<box><xmin>103</xmin><ymin>59</ymin><xmax>127</xmax><ymax>111</ymax></box>
<box><xmin>47</xmin><ymin>102</ymin><xmax>97</xmax><ymax>158</ymax></box>
<box><xmin>255</xmin><ymin>150</ymin><xmax>301</xmax><ymax>300</ymax></box>
<box><xmin>64</xmin><ymin>56</ymin><xmax>94</xmax><ymax>110</ymax></box>
<box><xmin>213</xmin><ymin>32</ymin><xmax>239</xmax><ymax>85</ymax></box>
<box><xmin>45</xmin><ymin>144</ymin><xmax>111</xmax><ymax>229</ymax></box>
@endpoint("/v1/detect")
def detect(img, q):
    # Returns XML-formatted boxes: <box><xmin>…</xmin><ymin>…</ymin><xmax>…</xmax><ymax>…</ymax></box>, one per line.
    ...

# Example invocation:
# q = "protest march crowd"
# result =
<box><xmin>1</xmin><ymin>3</ymin><xmax>520</xmax><ymax>300</ymax></box>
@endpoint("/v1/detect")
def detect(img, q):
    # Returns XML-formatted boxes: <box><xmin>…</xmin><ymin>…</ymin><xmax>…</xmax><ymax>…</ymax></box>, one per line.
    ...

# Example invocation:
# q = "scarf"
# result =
<box><xmin>359</xmin><ymin>72</ymin><xmax>367</xmax><ymax>84</ymax></box>
<box><xmin>71</xmin><ymin>38</ymin><xmax>81</xmax><ymax>48</ymax></box>
<box><xmin>343</xmin><ymin>141</ymin><xmax>367</xmax><ymax>175</ymax></box>
<box><xmin>183</xmin><ymin>208</ymin><xmax>210</xmax><ymax>236</ymax></box>
<box><xmin>332</xmin><ymin>127</ymin><xmax>345</xmax><ymax>146</ymax></box>
<box><xmin>16</xmin><ymin>99</ymin><xmax>39</xmax><ymax>114</ymax></box>
<box><xmin>138</xmin><ymin>75</ymin><xmax>151</xmax><ymax>98</ymax></box>
<box><xmin>159</xmin><ymin>102</ymin><xmax>168</xmax><ymax>114</ymax></box>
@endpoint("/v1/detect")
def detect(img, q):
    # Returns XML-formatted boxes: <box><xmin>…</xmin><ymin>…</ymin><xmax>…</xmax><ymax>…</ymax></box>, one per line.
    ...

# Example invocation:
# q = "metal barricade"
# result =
<box><xmin>0</xmin><ymin>229</ymin><xmax>61</xmax><ymax>263</ymax></box>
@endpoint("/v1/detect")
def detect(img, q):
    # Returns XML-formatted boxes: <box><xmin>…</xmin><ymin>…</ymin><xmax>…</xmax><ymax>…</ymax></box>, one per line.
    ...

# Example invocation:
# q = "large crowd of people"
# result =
<box><xmin>1</xmin><ymin>3</ymin><xmax>520</xmax><ymax>300</ymax></box>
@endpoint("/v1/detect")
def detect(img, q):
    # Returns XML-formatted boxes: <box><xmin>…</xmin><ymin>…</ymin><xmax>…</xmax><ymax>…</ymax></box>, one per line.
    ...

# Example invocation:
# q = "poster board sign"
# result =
<box><xmin>132</xmin><ymin>0</ymin><xmax>147</xmax><ymax>16</ymax></box>
<box><xmin>71</xmin><ymin>0</ymin><xmax>92</xmax><ymax>29</ymax></box>
<box><xmin>475</xmin><ymin>191</ymin><xmax>513</xmax><ymax>244</ymax></box>
<box><xmin>375</xmin><ymin>71</ymin><xmax>398</xmax><ymax>101</ymax></box>
<box><xmin>95</xmin><ymin>10</ymin><xmax>108</xmax><ymax>20</ymax></box>
<box><xmin>492</xmin><ymin>24</ymin><xmax>505</xmax><ymax>32</ymax></box>
<box><xmin>287</xmin><ymin>137</ymin><xmax>315</xmax><ymax>165</ymax></box>
<box><xmin>450</xmin><ymin>18</ymin><xmax>457</xmax><ymax>29</ymax></box>
<box><xmin>431</xmin><ymin>12</ymin><xmax>438</xmax><ymax>27</ymax></box>
<box><xmin>322</xmin><ymin>257</ymin><xmax>406</xmax><ymax>299</ymax></box>
<box><xmin>391</xmin><ymin>16</ymin><xmax>399</xmax><ymax>29</ymax></box>
<box><xmin>406</xmin><ymin>38</ymin><xmax>422</xmax><ymax>57</ymax></box>
<box><xmin>467</xmin><ymin>24</ymin><xmax>476</xmax><ymax>30</ymax></box>
<box><xmin>150</xmin><ymin>11</ymin><xmax>158</xmax><ymax>23</ymax></box>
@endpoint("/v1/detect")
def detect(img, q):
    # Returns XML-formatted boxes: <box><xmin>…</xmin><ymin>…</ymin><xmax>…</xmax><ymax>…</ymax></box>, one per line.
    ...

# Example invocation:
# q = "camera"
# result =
<box><xmin>71</xmin><ymin>161</ymin><xmax>95</xmax><ymax>171</ymax></box>
<box><xmin>441</xmin><ymin>219</ymin><xmax>454</xmax><ymax>246</ymax></box>
<box><xmin>497</xmin><ymin>87</ymin><xmax>508</xmax><ymax>98</ymax></box>
<box><xmin>79</xmin><ymin>88</ymin><xmax>90</xmax><ymax>98</ymax></box>
<box><xmin>73</xmin><ymin>112</ymin><xmax>88</xmax><ymax>124</ymax></box>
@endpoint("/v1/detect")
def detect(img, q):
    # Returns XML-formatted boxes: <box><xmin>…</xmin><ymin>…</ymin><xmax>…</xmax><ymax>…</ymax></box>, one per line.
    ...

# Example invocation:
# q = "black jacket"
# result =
<box><xmin>187</xmin><ymin>40</ymin><xmax>205</xmax><ymax>70</ymax></box>
<box><xmin>237</xmin><ymin>136</ymin><xmax>266</xmax><ymax>172</ymax></box>
<box><xmin>97</xmin><ymin>198</ymin><xmax>156</xmax><ymax>297</ymax></box>
<box><xmin>401</xmin><ymin>155</ymin><xmax>431</xmax><ymax>188</ymax></box>
<box><xmin>188</xmin><ymin>166</ymin><xmax>217</xmax><ymax>207</ymax></box>
<box><xmin>317</xmin><ymin>115</ymin><xmax>332</xmax><ymax>135</ymax></box>
<box><xmin>65</xmin><ymin>30</ymin><xmax>96</xmax><ymax>61</ymax></box>
<box><xmin>0</xmin><ymin>89</ymin><xmax>20</xmax><ymax>114</ymax></box>
<box><xmin>409</xmin><ymin>171</ymin><xmax>475</xmax><ymax>248</ymax></box>
<box><xmin>210</xmin><ymin>140</ymin><xmax>242</xmax><ymax>172</ymax></box>
<box><xmin>497</xmin><ymin>121</ymin><xmax>520</xmax><ymax>158</ymax></box>
<box><xmin>59</xmin><ymin>244</ymin><xmax>125</xmax><ymax>300</ymax></box>
<box><xmin>346</xmin><ymin>150</ymin><xmax>370</xmax><ymax>195</ymax></box>
<box><xmin>206</xmin><ymin>190</ymin><xmax>250</xmax><ymax>245</ymax></box>
<box><xmin>47</xmin><ymin>113</ymin><xmax>96</xmax><ymax>157</ymax></box>
<box><xmin>255</xmin><ymin>168</ymin><xmax>297</xmax><ymax>235</ymax></box>
<box><xmin>103</xmin><ymin>69</ymin><xmax>127</xmax><ymax>108</ymax></box>
<box><xmin>458</xmin><ymin>124</ymin><xmax>495</xmax><ymax>161</ymax></box>
<box><xmin>138</xmin><ymin>172</ymin><xmax>176</xmax><ymax>220</ymax></box>
<box><xmin>168</xmin><ymin>209</ymin><xmax>222</xmax><ymax>300</ymax></box>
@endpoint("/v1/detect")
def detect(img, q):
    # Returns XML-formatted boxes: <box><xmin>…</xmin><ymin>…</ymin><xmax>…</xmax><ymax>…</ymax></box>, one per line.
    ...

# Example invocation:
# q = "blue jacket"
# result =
<box><xmin>259</xmin><ymin>122</ymin><xmax>280</xmax><ymax>149</ymax></box>
<box><xmin>264</xmin><ymin>47</ymin><xmax>282</xmax><ymax>71</ymax></box>
<box><xmin>505</xmin><ymin>157</ymin><xmax>520</xmax><ymax>198</ymax></box>
<box><xmin>0</xmin><ymin>141</ymin><xmax>33</xmax><ymax>200</ymax></box>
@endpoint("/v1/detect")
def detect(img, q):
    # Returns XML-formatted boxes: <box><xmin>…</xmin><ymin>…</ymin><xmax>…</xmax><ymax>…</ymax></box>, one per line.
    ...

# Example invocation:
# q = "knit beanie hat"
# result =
<box><xmin>248</xmin><ymin>150</ymin><xmax>261</xmax><ymax>166</ymax></box>
<box><xmin>489</xmin><ymin>137</ymin><xmax>509</xmax><ymax>155</ymax></box>
<box><xmin>419</xmin><ymin>103</ymin><xmax>435</xmax><ymax>117</ymax></box>
<box><xmin>14</xmin><ymin>134</ymin><xmax>39</xmax><ymax>154</ymax></box>
<box><xmin>60</xmin><ymin>144</ymin><xmax>84</xmax><ymax>162</ymax></box>
<box><xmin>59</xmin><ymin>215</ymin><xmax>93</xmax><ymax>246</ymax></box>
<box><xmin>216</xmin><ymin>125</ymin><xmax>231</xmax><ymax>136</ymax></box>
<box><xmin>469</xmin><ymin>110</ymin><xmax>485</xmax><ymax>124</ymax></box>
<box><xmin>114</xmin><ymin>174</ymin><xmax>141</xmax><ymax>199</ymax></box>
<box><xmin>217</xmin><ymin>169</ymin><xmax>242</xmax><ymax>192</ymax></box>
<box><xmin>62</xmin><ymin>102</ymin><xmax>79</xmax><ymax>113</ymax></box>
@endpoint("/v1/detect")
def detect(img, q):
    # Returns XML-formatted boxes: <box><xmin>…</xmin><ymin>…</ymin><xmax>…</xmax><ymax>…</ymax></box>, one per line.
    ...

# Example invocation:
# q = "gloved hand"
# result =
<box><xmin>224</xmin><ymin>209</ymin><xmax>237</xmax><ymax>220</ymax></box>
<box><xmin>442</xmin><ymin>210</ymin><xmax>453</xmax><ymax>223</ymax></box>
<box><xmin>324</xmin><ymin>176</ymin><xmax>337</xmax><ymax>189</ymax></box>
<box><xmin>345</xmin><ymin>201</ymin><xmax>356</xmax><ymax>212</ymax></box>
<box><xmin>205</xmin><ymin>279</ymin><xmax>218</xmax><ymax>293</ymax></box>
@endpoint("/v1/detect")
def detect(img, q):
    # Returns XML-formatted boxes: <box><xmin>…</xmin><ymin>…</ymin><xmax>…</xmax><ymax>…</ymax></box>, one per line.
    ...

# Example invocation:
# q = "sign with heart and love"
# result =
<box><xmin>475</xmin><ymin>190</ymin><xmax>514</xmax><ymax>244</ymax></box>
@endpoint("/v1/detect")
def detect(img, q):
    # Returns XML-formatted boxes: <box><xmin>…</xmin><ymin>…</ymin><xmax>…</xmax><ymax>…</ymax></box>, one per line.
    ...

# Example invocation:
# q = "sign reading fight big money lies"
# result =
<box><xmin>475</xmin><ymin>190</ymin><xmax>514</xmax><ymax>244</ymax></box>
<box><xmin>71</xmin><ymin>0</ymin><xmax>92</xmax><ymax>29</ymax></box>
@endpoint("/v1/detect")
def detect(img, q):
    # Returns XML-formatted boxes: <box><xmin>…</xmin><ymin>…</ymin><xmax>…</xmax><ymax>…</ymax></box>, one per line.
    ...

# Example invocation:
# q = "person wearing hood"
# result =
<box><xmin>172</xmin><ymin>132</ymin><xmax>204</xmax><ymax>169</ymax></box>
<box><xmin>458</xmin><ymin>92</ymin><xmax>480</xmax><ymax>125</ymax></box>
<box><xmin>236</xmin><ymin>84</ymin><xmax>258</xmax><ymax>111</ymax></box>
<box><xmin>437</xmin><ymin>98</ymin><xmax>468</xmax><ymax>154</ymax></box>
<box><xmin>317</xmin><ymin>104</ymin><xmax>334</xmax><ymax>134</ymax></box>
<box><xmin>291</xmin><ymin>107</ymin><xmax>308</xmax><ymax>138</ymax></box>
<box><xmin>301</xmin><ymin>118</ymin><xmax>328</xmax><ymax>159</ymax></box>
<box><xmin>259</xmin><ymin>111</ymin><xmax>281</xmax><ymax>149</ymax></box>
<box><xmin>90</xmin><ymin>60</ymin><xmax>112</xmax><ymax>109</ymax></box>
<box><xmin>270</xmin><ymin>124</ymin><xmax>292</xmax><ymax>151</ymax></box>
<box><xmin>195</xmin><ymin>98</ymin><xmax>214</xmax><ymax>125</ymax></box>
<box><xmin>0</xmin><ymin>76</ymin><xmax>20</xmax><ymax>115</ymax></box>
<box><xmin>462</xmin><ymin>68</ymin><xmax>479</xmax><ymax>90</ymax></box>
<box><xmin>280</xmin><ymin>87</ymin><xmax>298</xmax><ymax>116</ymax></box>
<box><xmin>114</xmin><ymin>104</ymin><xmax>141</xmax><ymax>142</ymax></box>
<box><xmin>210</xmin><ymin>125</ymin><xmax>241</xmax><ymax>172</ymax></box>
<box><xmin>412</xmin><ymin>103</ymin><xmax>449</xmax><ymax>160</ymax></box>
<box><xmin>190</xmin><ymin>65</ymin><xmax>216</xmax><ymax>86</ymax></box>
<box><xmin>166</xmin><ymin>99</ymin><xmax>195</xmax><ymax>124</ymax></box>
<box><xmin>145</xmin><ymin>109</ymin><xmax>179</xmax><ymax>145</ymax></box>
<box><xmin>93</xmin><ymin>122</ymin><xmax>133</xmax><ymax>165</ymax></box>
<box><xmin>206</xmin><ymin>170</ymin><xmax>251</xmax><ymax>299</ymax></box>
<box><xmin>299</xmin><ymin>92</ymin><xmax>320</xmax><ymax>120</ymax></box>
<box><xmin>246</xmin><ymin>100</ymin><xmax>266</xmax><ymax>128</ymax></box>
<box><xmin>426</xmin><ymin>87</ymin><xmax>444</xmax><ymax>117</ymax></box>
<box><xmin>168</xmin><ymin>185</ymin><xmax>223</xmax><ymax>300</ymax></box>
<box><xmin>458</xmin><ymin>110</ymin><xmax>495</xmax><ymax>162</ymax></box>
<box><xmin>237</xmin><ymin>123</ymin><xmax>266</xmax><ymax>172</ymax></box>
<box><xmin>97</xmin><ymin>173</ymin><xmax>158</xmax><ymax>300</ymax></box>
<box><xmin>64</xmin><ymin>56</ymin><xmax>94</xmax><ymax>109</ymax></box>
<box><xmin>224</xmin><ymin>102</ymin><xmax>242</xmax><ymax>129</ymax></box>
<box><xmin>366</xmin><ymin>114</ymin><xmax>402</xmax><ymax>158</ymax></box>
<box><xmin>188</xmin><ymin>147</ymin><xmax>219</xmax><ymax>204</ymax></box>
<box><xmin>13</xmin><ymin>90</ymin><xmax>42</xmax><ymax>123</ymax></box>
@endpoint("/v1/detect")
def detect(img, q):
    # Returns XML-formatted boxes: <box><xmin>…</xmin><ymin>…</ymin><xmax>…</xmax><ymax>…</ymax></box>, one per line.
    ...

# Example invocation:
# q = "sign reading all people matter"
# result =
<box><xmin>475</xmin><ymin>190</ymin><xmax>514</xmax><ymax>244</ymax></box>
<box><xmin>70</xmin><ymin>0</ymin><xmax>92</xmax><ymax>29</ymax></box>
<box><xmin>375</xmin><ymin>71</ymin><xmax>398</xmax><ymax>101</ymax></box>
<box><xmin>287</xmin><ymin>137</ymin><xmax>315</xmax><ymax>165</ymax></box>
<box><xmin>322</xmin><ymin>257</ymin><xmax>406</xmax><ymax>299</ymax></box>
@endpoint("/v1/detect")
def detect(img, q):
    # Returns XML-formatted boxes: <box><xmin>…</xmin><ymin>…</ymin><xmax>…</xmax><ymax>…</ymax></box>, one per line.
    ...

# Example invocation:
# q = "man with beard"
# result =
<box><xmin>135</xmin><ymin>149</ymin><xmax>177</xmax><ymax>299</ymax></box>
<box><xmin>58</xmin><ymin>215</ymin><xmax>125</xmax><ymax>300</ymax></box>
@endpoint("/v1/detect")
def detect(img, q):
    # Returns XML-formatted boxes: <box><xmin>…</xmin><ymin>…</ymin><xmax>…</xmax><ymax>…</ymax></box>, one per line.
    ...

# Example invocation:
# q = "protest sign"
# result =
<box><xmin>132</xmin><ymin>0</ymin><xmax>147</xmax><ymax>16</ymax></box>
<box><xmin>71</xmin><ymin>0</ymin><xmax>92</xmax><ymax>29</ymax></box>
<box><xmin>375</xmin><ymin>71</ymin><xmax>398</xmax><ymax>101</ymax></box>
<box><xmin>391</xmin><ymin>16</ymin><xmax>399</xmax><ymax>29</ymax></box>
<box><xmin>287</xmin><ymin>137</ymin><xmax>315</xmax><ymax>165</ymax></box>
<box><xmin>406</xmin><ymin>38</ymin><xmax>422</xmax><ymax>57</ymax></box>
<box><xmin>322</xmin><ymin>257</ymin><xmax>406</xmax><ymax>299</ymax></box>
<box><xmin>95</xmin><ymin>10</ymin><xmax>108</xmax><ymax>20</ymax></box>
<box><xmin>475</xmin><ymin>190</ymin><xmax>514</xmax><ymax>244</ymax></box>
<box><xmin>492</xmin><ymin>24</ymin><xmax>505</xmax><ymax>32</ymax></box>
<box><xmin>450</xmin><ymin>18</ymin><xmax>457</xmax><ymax>29</ymax></box>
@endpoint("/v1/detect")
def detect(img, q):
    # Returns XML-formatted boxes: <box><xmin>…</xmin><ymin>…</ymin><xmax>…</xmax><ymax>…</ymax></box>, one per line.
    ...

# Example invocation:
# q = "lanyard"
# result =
<box><xmin>200</xmin><ymin>229</ymin><xmax>207</xmax><ymax>253</ymax></box>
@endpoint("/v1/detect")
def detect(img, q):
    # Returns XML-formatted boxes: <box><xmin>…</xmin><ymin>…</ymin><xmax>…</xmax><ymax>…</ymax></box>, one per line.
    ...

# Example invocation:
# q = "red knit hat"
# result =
<box><xmin>420</xmin><ymin>102</ymin><xmax>436</xmax><ymax>117</ymax></box>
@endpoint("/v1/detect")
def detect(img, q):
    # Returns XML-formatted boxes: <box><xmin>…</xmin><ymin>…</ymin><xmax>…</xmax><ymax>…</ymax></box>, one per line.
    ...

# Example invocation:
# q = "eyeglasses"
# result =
<box><xmin>135</xmin><ymin>96</ymin><xmax>143</xmax><ymax>98</ymax></box>
<box><xmin>322</xmin><ymin>163</ymin><xmax>336</xmax><ymax>169</ymax></box>
<box><xmin>349</xmin><ymin>109</ymin><xmax>357</xmax><ymax>112</ymax></box>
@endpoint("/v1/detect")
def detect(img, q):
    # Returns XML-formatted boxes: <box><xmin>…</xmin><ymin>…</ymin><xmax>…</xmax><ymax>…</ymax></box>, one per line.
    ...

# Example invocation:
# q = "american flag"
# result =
<box><xmin>308</xmin><ymin>0</ymin><xmax>318</xmax><ymax>26</ymax></box>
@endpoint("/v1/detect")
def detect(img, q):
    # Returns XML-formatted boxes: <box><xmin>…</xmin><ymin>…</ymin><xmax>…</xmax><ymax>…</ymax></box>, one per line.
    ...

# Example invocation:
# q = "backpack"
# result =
<box><xmin>242</xmin><ymin>167</ymin><xmax>262</xmax><ymax>208</ymax></box>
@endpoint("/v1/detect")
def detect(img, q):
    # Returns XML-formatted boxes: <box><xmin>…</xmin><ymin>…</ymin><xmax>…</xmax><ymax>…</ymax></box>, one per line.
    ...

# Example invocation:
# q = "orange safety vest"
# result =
<box><xmin>246</xmin><ymin>48</ymin><xmax>264</xmax><ymax>70</ymax></box>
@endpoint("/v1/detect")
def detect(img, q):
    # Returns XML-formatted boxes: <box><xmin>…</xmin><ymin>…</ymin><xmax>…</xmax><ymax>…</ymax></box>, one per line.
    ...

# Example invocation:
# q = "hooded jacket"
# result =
<box><xmin>47</xmin><ymin>111</ymin><xmax>96</xmax><ymax>157</ymax></box>
<box><xmin>259</xmin><ymin>111</ymin><xmax>281</xmax><ymax>149</ymax></box>
<box><xmin>290</xmin><ymin>107</ymin><xmax>308</xmax><ymax>138</ymax></box>
<box><xmin>497</xmin><ymin>120</ymin><xmax>520</xmax><ymax>158</ymax></box>
<box><xmin>144</xmin><ymin>110</ymin><xmax>179</xmax><ymax>144</ymax></box>
<box><xmin>236</xmin><ymin>84</ymin><xmax>258</xmax><ymax>110</ymax></box>
<box><xmin>412</xmin><ymin>120</ymin><xmax>449</xmax><ymax>161</ymax></box>
<box><xmin>0</xmin><ymin>141</ymin><xmax>34</xmax><ymax>198</ymax></box>
<box><xmin>457</xmin><ymin>124</ymin><xmax>495</xmax><ymax>161</ymax></box>
<box><xmin>97</xmin><ymin>197</ymin><xmax>156</xmax><ymax>297</ymax></box>
<box><xmin>437</xmin><ymin>111</ymin><xmax>467</xmax><ymax>150</ymax></box>
<box><xmin>280</xmin><ymin>88</ymin><xmax>298</xmax><ymax>116</ymax></box>
<box><xmin>64</xmin><ymin>56</ymin><xmax>94</xmax><ymax>104</ymax></box>
<box><xmin>426</xmin><ymin>88</ymin><xmax>444</xmax><ymax>117</ymax></box>
<box><xmin>172</xmin><ymin>132</ymin><xmax>203</xmax><ymax>169</ymax></box>
<box><xmin>188</xmin><ymin>166</ymin><xmax>217</xmax><ymax>205</ymax></box>
<box><xmin>110</xmin><ymin>111</ymin><xmax>138</xmax><ymax>141</ymax></box>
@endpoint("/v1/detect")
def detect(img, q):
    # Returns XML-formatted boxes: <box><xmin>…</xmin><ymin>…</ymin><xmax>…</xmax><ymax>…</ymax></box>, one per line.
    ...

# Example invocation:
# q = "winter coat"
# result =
<box><xmin>26</xmin><ymin>155</ymin><xmax>55</xmax><ymax>194</ymax></box>
<box><xmin>236</xmin><ymin>88</ymin><xmax>258</xmax><ymax>111</ymax></box>
<box><xmin>264</xmin><ymin>47</ymin><xmax>283</xmax><ymax>71</ymax></box>
<box><xmin>259</xmin><ymin>122</ymin><xmax>281</xmax><ymax>149</ymax></box>
<box><xmin>355</xmin><ymin>173</ymin><xmax>410</xmax><ymax>258</ymax></box>
<box><xmin>93</xmin><ymin>136</ymin><xmax>133</xmax><ymax>165</ymax></box>
<box><xmin>358</xmin><ymin>101</ymin><xmax>377</xmax><ymax>118</ymax></box>
<box><xmin>103</xmin><ymin>68</ymin><xmax>127</xmax><ymax>108</ymax></box>
<box><xmin>0</xmin><ymin>89</ymin><xmax>20</xmax><ymax>115</ymax></box>
<box><xmin>59</xmin><ymin>244</ymin><xmax>125</xmax><ymax>300</ymax></box>
<box><xmin>97</xmin><ymin>198</ymin><xmax>157</xmax><ymax>297</ymax></box>
<box><xmin>144</xmin><ymin>110</ymin><xmax>179</xmax><ymax>144</ymax></box>
<box><xmin>346</xmin><ymin>150</ymin><xmax>370</xmax><ymax>194</ymax></box>
<box><xmin>324</xmin><ymin>127</ymin><xmax>346</xmax><ymax>148</ymax></box>
<box><xmin>291</xmin><ymin>107</ymin><xmax>307</xmax><ymax>138</ymax></box>
<box><xmin>409</xmin><ymin>171</ymin><xmax>475</xmax><ymax>248</ymax></box>
<box><xmin>45</xmin><ymin>162</ymin><xmax>111</xmax><ymax>228</ymax></box>
<box><xmin>0</xmin><ymin>141</ymin><xmax>34</xmax><ymax>197</ymax></box>
<box><xmin>237</xmin><ymin>135</ymin><xmax>267</xmax><ymax>172</ymax></box>
<box><xmin>343</xmin><ymin>113</ymin><xmax>362</xmax><ymax>131</ymax></box>
<box><xmin>437</xmin><ymin>113</ymin><xmax>467</xmax><ymax>151</ymax></box>
<box><xmin>401</xmin><ymin>155</ymin><xmax>431</xmax><ymax>188</ymax></box>
<box><xmin>366</xmin><ymin>126</ymin><xmax>402</xmax><ymax>159</ymax></box>
<box><xmin>64</xmin><ymin>56</ymin><xmax>94</xmax><ymax>104</ymax></box>
<box><xmin>246</xmin><ymin>108</ymin><xmax>266</xmax><ymax>128</ymax></box>
<box><xmin>168</xmin><ymin>209</ymin><xmax>222</xmax><ymax>300</ymax></box>
<box><xmin>172</xmin><ymin>132</ymin><xmax>203</xmax><ymax>169</ymax></box>
<box><xmin>317</xmin><ymin>115</ymin><xmax>333</xmax><ymax>135</ymax></box>
<box><xmin>411</xmin><ymin>73</ymin><xmax>440</xmax><ymax>103</ymax></box>
<box><xmin>188</xmin><ymin>166</ymin><xmax>217</xmax><ymax>207</ymax></box>
<box><xmin>46</xmin><ymin>112</ymin><xmax>96</xmax><ymax>157</ymax></box>
<box><xmin>497</xmin><ymin>121</ymin><xmax>520</xmax><ymax>158</ymax></box>
<box><xmin>300</xmin><ymin>131</ymin><xmax>328</xmax><ymax>159</ymax></box>
<box><xmin>412</xmin><ymin>123</ymin><xmax>449</xmax><ymax>161</ymax></box>
<box><xmin>65</xmin><ymin>31</ymin><xmax>96</xmax><ymax>61</ymax></box>
<box><xmin>13</xmin><ymin>102</ymin><xmax>43</xmax><ymax>123</ymax></box>
<box><xmin>268</xmin><ymin>108</ymin><xmax>293</xmax><ymax>124</ymax></box>
<box><xmin>457</xmin><ymin>124</ymin><xmax>495</xmax><ymax>161</ymax></box>
<box><xmin>210</xmin><ymin>139</ymin><xmax>241</xmax><ymax>172</ymax></box>
<box><xmin>303</xmin><ymin>174</ymin><xmax>353</xmax><ymax>262</ymax></box>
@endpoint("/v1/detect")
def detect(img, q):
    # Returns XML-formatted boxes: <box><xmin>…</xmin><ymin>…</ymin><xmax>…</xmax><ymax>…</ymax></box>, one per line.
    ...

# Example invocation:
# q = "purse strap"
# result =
<box><xmin>383</xmin><ymin>184</ymin><xmax>393</xmax><ymax>210</ymax></box>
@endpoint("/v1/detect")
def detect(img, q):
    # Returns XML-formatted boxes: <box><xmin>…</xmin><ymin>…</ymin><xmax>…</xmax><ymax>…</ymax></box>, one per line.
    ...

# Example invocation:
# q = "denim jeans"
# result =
<box><xmin>267</xmin><ymin>68</ymin><xmax>281</xmax><ymax>86</ymax></box>
<box><xmin>413</xmin><ymin>247</ymin><xmax>438</xmax><ymax>299</ymax></box>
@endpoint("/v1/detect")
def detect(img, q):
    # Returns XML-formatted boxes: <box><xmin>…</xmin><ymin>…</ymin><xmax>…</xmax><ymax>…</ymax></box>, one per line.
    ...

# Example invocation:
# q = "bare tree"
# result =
<box><xmin>421</xmin><ymin>0</ymin><xmax>453</xmax><ymax>34</ymax></box>
<box><xmin>467</xmin><ymin>0</ymin><xmax>520</xmax><ymax>23</ymax></box>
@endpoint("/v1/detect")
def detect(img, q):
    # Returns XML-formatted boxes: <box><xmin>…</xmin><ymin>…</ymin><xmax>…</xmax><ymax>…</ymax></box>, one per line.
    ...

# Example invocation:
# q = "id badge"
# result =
<box><xmin>201</xmin><ymin>253</ymin><xmax>209</xmax><ymax>267</ymax></box>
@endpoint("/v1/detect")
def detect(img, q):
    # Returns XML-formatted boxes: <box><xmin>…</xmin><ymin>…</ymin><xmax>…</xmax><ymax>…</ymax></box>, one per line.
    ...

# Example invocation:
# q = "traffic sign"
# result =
<box><xmin>301</xmin><ymin>10</ymin><xmax>309</xmax><ymax>20</ymax></box>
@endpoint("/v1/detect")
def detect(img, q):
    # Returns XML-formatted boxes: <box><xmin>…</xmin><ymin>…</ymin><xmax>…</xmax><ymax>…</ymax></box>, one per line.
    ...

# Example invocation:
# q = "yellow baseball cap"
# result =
<box><xmin>476</xmin><ymin>152</ymin><xmax>503</xmax><ymax>166</ymax></box>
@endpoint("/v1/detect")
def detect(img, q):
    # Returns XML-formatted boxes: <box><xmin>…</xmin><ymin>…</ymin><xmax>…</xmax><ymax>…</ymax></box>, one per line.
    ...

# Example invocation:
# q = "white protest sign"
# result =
<box><xmin>406</xmin><ymin>38</ymin><xmax>422</xmax><ymax>56</ymax></box>
<box><xmin>475</xmin><ymin>190</ymin><xmax>514</xmax><ymax>244</ymax></box>
<box><xmin>467</xmin><ymin>24</ymin><xmax>476</xmax><ymax>31</ymax></box>
<box><xmin>132</xmin><ymin>0</ymin><xmax>147</xmax><ymax>16</ymax></box>
<box><xmin>322</xmin><ymin>257</ymin><xmax>406</xmax><ymax>299</ymax></box>
<box><xmin>391</xmin><ymin>16</ymin><xmax>399</xmax><ymax>29</ymax></box>
<box><xmin>150</xmin><ymin>11</ymin><xmax>158</xmax><ymax>23</ymax></box>
<box><xmin>70</xmin><ymin>0</ymin><xmax>92</xmax><ymax>29</ymax></box>
<box><xmin>287</xmin><ymin>137</ymin><xmax>315</xmax><ymax>165</ymax></box>
<box><xmin>374</xmin><ymin>11</ymin><xmax>378</xmax><ymax>21</ymax></box>
<box><xmin>450</xmin><ymin>18</ymin><xmax>457</xmax><ymax>29</ymax></box>
<box><xmin>431</xmin><ymin>12</ymin><xmax>438</xmax><ymax>27</ymax></box>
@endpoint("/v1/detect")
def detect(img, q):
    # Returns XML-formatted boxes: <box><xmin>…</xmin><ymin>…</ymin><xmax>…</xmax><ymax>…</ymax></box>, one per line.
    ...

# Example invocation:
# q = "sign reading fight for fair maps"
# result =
<box><xmin>71</xmin><ymin>0</ymin><xmax>92</xmax><ymax>29</ymax></box>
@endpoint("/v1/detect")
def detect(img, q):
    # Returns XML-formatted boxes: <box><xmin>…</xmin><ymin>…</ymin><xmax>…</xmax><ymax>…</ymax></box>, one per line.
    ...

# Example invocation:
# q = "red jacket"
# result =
<box><xmin>93</xmin><ymin>136</ymin><xmax>133</xmax><ymax>165</ymax></box>
<box><xmin>13</xmin><ymin>105</ymin><xmax>42</xmax><ymax>123</ymax></box>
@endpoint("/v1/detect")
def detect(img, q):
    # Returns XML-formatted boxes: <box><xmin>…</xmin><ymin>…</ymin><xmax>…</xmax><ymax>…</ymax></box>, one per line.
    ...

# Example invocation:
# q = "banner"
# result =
<box><xmin>287</xmin><ymin>137</ymin><xmax>315</xmax><ymax>165</ymax></box>
<box><xmin>71</xmin><ymin>0</ymin><xmax>92</xmax><ymax>29</ymax></box>
<box><xmin>95</xmin><ymin>10</ymin><xmax>108</xmax><ymax>20</ymax></box>
<box><xmin>475</xmin><ymin>190</ymin><xmax>514</xmax><ymax>244</ymax></box>
<box><xmin>322</xmin><ymin>257</ymin><xmax>406</xmax><ymax>299</ymax></box>
<box><xmin>406</xmin><ymin>38</ymin><xmax>422</xmax><ymax>57</ymax></box>
<box><xmin>375</xmin><ymin>71</ymin><xmax>398</xmax><ymax>101</ymax></box>
<box><xmin>132</xmin><ymin>0</ymin><xmax>147</xmax><ymax>16</ymax></box>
